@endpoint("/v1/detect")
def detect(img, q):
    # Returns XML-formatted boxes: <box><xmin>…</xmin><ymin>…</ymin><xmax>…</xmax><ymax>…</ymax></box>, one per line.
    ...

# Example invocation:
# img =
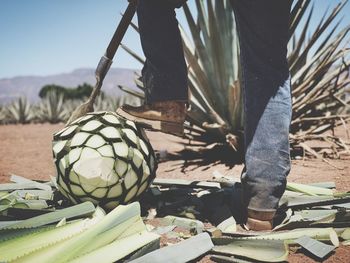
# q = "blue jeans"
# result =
<box><xmin>137</xmin><ymin>0</ymin><xmax>293</xmax><ymax>214</ymax></box>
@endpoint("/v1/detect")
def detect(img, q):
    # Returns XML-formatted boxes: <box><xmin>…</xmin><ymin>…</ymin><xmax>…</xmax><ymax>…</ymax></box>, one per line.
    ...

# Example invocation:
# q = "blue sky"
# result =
<box><xmin>0</xmin><ymin>0</ymin><xmax>349</xmax><ymax>79</ymax></box>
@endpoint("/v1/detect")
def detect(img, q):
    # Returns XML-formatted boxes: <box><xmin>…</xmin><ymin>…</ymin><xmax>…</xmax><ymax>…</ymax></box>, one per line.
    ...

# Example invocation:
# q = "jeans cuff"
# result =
<box><xmin>247</xmin><ymin>207</ymin><xmax>276</xmax><ymax>221</ymax></box>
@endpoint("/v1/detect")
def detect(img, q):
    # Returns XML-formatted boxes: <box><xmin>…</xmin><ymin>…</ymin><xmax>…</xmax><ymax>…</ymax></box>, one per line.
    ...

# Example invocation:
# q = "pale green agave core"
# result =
<box><xmin>52</xmin><ymin>111</ymin><xmax>157</xmax><ymax>210</ymax></box>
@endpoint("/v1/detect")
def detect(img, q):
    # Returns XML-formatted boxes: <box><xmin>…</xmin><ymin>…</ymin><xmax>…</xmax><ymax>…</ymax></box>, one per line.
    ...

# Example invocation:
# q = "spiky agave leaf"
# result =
<box><xmin>0</xmin><ymin>106</ymin><xmax>7</xmax><ymax>124</ymax></box>
<box><xmin>121</xmin><ymin>0</ymin><xmax>350</xmax><ymax>152</ymax></box>
<box><xmin>4</xmin><ymin>97</ymin><xmax>34</xmax><ymax>124</ymax></box>
<box><xmin>36</xmin><ymin>91</ymin><xmax>68</xmax><ymax>124</ymax></box>
<box><xmin>289</xmin><ymin>0</ymin><xmax>350</xmax><ymax>137</ymax></box>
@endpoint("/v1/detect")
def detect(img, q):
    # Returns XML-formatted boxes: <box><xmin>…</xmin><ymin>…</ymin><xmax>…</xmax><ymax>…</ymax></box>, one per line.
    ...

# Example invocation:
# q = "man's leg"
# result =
<box><xmin>231</xmin><ymin>0</ymin><xmax>293</xmax><ymax>230</ymax></box>
<box><xmin>117</xmin><ymin>0</ymin><xmax>188</xmax><ymax>136</ymax></box>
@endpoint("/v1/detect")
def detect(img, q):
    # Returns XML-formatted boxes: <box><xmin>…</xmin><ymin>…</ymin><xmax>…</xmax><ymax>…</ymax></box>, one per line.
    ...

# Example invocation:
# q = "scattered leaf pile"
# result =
<box><xmin>1</xmin><ymin>173</ymin><xmax>350</xmax><ymax>262</ymax></box>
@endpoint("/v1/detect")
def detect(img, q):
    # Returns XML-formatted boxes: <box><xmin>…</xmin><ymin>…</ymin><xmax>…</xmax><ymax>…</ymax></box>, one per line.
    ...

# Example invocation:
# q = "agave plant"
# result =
<box><xmin>3</xmin><ymin>97</ymin><xmax>34</xmax><ymax>124</ymax></box>
<box><xmin>52</xmin><ymin>111</ymin><xmax>156</xmax><ymax>210</ymax></box>
<box><xmin>0</xmin><ymin>106</ymin><xmax>6</xmax><ymax>124</ymax></box>
<box><xmin>36</xmin><ymin>91</ymin><xmax>68</xmax><ymax>124</ymax></box>
<box><xmin>122</xmin><ymin>0</ymin><xmax>350</xmax><ymax>153</ymax></box>
<box><xmin>288</xmin><ymin>1</ymin><xmax>350</xmax><ymax>136</ymax></box>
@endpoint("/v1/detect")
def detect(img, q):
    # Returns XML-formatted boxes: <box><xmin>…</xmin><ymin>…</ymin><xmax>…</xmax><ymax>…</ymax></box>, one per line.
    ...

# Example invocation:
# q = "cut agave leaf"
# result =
<box><xmin>0</xmin><ymin>202</ymin><xmax>95</xmax><ymax>230</ymax></box>
<box><xmin>70</xmin><ymin>114</ymin><xmax>94</xmax><ymax>125</ymax></box>
<box><xmin>70</xmin><ymin>132</ymin><xmax>91</xmax><ymax>147</ymax></box>
<box><xmin>99</xmin><ymin>127</ymin><xmax>121</xmax><ymax>139</ymax></box>
<box><xmin>60</xmin><ymin>125</ymin><xmax>78</xmax><ymax>138</ymax></box>
<box><xmin>97</xmin><ymin>145</ymin><xmax>115</xmax><ymax>158</ymax></box>
<box><xmin>341</xmin><ymin>228</ymin><xmax>350</xmax><ymax>240</ymax></box>
<box><xmin>57</xmin><ymin>176</ymin><xmax>70</xmax><ymax>194</ymax></box>
<box><xmin>0</xmin><ymin>183</ymin><xmax>50</xmax><ymax>192</ymax></box>
<box><xmin>70</xmin><ymin>184</ymin><xmax>86</xmax><ymax>196</ymax></box>
<box><xmin>126</xmin><ymin>120</ymin><xmax>137</xmax><ymax>131</ymax></box>
<box><xmin>141</xmin><ymin>161</ymin><xmax>150</xmax><ymax>183</ymax></box>
<box><xmin>107</xmin><ymin>184</ymin><xmax>123</xmax><ymax>199</ymax></box>
<box><xmin>68</xmin><ymin>148</ymin><xmax>83</xmax><ymax>165</ymax></box>
<box><xmin>81</xmin><ymin>120</ymin><xmax>103</xmax><ymax>132</ymax></box>
<box><xmin>123</xmin><ymin>129</ymin><xmax>138</xmax><ymax>145</ymax></box>
<box><xmin>137</xmin><ymin>181</ymin><xmax>149</xmax><ymax>197</ymax></box>
<box><xmin>240</xmin><ymin>227</ymin><xmax>339</xmax><ymax>247</ymax></box>
<box><xmin>286</xmin><ymin>182</ymin><xmax>334</xmax><ymax>196</ymax></box>
<box><xmin>11</xmin><ymin>207</ymin><xmax>105</xmax><ymax>263</ymax></box>
<box><xmin>70</xmin><ymin>231</ymin><xmax>159</xmax><ymax>263</ymax></box>
<box><xmin>130</xmin><ymin>233</ymin><xmax>213</xmax><ymax>263</ymax></box>
<box><xmin>124</xmin><ymin>167</ymin><xmax>138</xmax><ymax>190</ymax></box>
<box><xmin>75</xmin><ymin>157</ymin><xmax>114</xmax><ymax>188</ymax></box>
<box><xmin>69</xmin><ymin>171</ymin><xmax>81</xmax><ymax>185</ymax></box>
<box><xmin>0</xmin><ymin>225</ymin><xmax>55</xmax><ymax>243</ymax></box>
<box><xmin>10</xmin><ymin>175</ymin><xmax>51</xmax><ymax>192</ymax></box>
<box><xmin>54</xmin><ymin>125</ymin><xmax>71</xmax><ymax>137</ymax></box>
<box><xmin>53</xmin><ymin>140</ymin><xmax>67</xmax><ymax>157</ymax></box>
<box><xmin>133</xmin><ymin>149</ymin><xmax>144</xmax><ymax>168</ymax></box>
<box><xmin>10</xmin><ymin>175</ymin><xmax>52</xmax><ymax>192</ymax></box>
<box><xmin>79</xmin><ymin>147</ymin><xmax>101</xmax><ymax>160</ymax></box>
<box><xmin>139</xmin><ymin>140</ymin><xmax>149</xmax><ymax>156</ymax></box>
<box><xmin>85</xmin><ymin>135</ymin><xmax>106</xmax><ymax>149</ymax></box>
<box><xmin>73</xmin><ymin>215</ymin><xmax>146</xmax><ymax>258</ymax></box>
<box><xmin>16</xmin><ymin>203</ymin><xmax>141</xmax><ymax>263</ymax></box>
<box><xmin>102</xmin><ymin>114</ymin><xmax>120</xmax><ymax>125</ymax></box>
<box><xmin>0</xmin><ymin>218</ymin><xmax>93</xmax><ymax>262</ymax></box>
<box><xmin>296</xmin><ymin>236</ymin><xmax>335</xmax><ymax>259</ymax></box>
<box><xmin>15</xmin><ymin>190</ymin><xmax>53</xmax><ymax>201</ymax></box>
<box><xmin>91</xmin><ymin>188</ymin><xmax>108</xmax><ymax>199</ymax></box>
<box><xmin>106</xmin><ymin>171</ymin><xmax>119</xmax><ymax>186</ymax></box>
<box><xmin>212</xmin><ymin>238</ymin><xmax>288</xmax><ymax>263</ymax></box>
<box><xmin>13</xmin><ymin>200</ymin><xmax>49</xmax><ymax>210</ymax></box>
<box><xmin>115</xmin><ymin>159</ymin><xmax>128</xmax><ymax>176</ymax></box>
<box><xmin>124</xmin><ymin>185</ymin><xmax>138</xmax><ymax>203</ymax></box>
<box><xmin>113</xmin><ymin>142</ymin><xmax>129</xmax><ymax>158</ymax></box>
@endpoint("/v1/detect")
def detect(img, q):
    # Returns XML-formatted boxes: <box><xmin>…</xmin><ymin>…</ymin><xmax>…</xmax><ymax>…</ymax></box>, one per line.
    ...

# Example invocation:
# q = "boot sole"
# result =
<box><xmin>116</xmin><ymin>108</ymin><xmax>184</xmax><ymax>137</ymax></box>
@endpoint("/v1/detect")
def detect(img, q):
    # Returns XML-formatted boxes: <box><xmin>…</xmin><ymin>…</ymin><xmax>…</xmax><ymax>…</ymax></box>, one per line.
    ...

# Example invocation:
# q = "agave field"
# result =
<box><xmin>0</xmin><ymin>92</ymin><xmax>140</xmax><ymax>125</ymax></box>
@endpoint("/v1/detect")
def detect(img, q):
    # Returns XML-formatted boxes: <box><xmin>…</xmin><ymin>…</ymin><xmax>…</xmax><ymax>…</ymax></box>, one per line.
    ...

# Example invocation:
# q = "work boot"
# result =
<box><xmin>116</xmin><ymin>101</ymin><xmax>186</xmax><ymax>136</ymax></box>
<box><xmin>246</xmin><ymin>209</ymin><xmax>275</xmax><ymax>231</ymax></box>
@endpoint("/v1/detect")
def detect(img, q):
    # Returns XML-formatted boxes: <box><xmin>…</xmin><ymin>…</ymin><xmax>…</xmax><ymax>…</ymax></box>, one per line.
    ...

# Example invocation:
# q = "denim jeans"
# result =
<box><xmin>137</xmin><ymin>0</ymin><xmax>293</xmax><ymax>213</ymax></box>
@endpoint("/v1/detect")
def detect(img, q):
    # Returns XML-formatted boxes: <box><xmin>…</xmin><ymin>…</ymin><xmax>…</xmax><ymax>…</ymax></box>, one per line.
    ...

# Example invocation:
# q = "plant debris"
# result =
<box><xmin>1</xmin><ymin>174</ymin><xmax>350</xmax><ymax>262</ymax></box>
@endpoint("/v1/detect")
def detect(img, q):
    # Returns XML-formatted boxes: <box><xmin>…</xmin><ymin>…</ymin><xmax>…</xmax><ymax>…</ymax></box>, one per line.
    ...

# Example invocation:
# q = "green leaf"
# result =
<box><xmin>129</xmin><ymin>233</ymin><xmax>213</xmax><ymax>263</ymax></box>
<box><xmin>70</xmin><ymin>231</ymin><xmax>160</xmax><ymax>263</ymax></box>
<box><xmin>286</xmin><ymin>182</ymin><xmax>334</xmax><ymax>196</ymax></box>
<box><xmin>16</xmin><ymin>203</ymin><xmax>141</xmax><ymax>263</ymax></box>
<box><xmin>212</xmin><ymin>238</ymin><xmax>288</xmax><ymax>263</ymax></box>
<box><xmin>239</xmin><ymin>227</ymin><xmax>339</xmax><ymax>247</ymax></box>
<box><xmin>0</xmin><ymin>202</ymin><xmax>95</xmax><ymax>230</ymax></box>
<box><xmin>0</xmin><ymin>218</ymin><xmax>97</xmax><ymax>262</ymax></box>
<box><xmin>296</xmin><ymin>236</ymin><xmax>336</xmax><ymax>259</ymax></box>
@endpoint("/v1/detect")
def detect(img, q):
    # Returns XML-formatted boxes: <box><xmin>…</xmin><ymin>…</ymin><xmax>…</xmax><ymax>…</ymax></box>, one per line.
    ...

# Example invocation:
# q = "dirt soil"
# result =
<box><xmin>0</xmin><ymin>123</ymin><xmax>349</xmax><ymax>263</ymax></box>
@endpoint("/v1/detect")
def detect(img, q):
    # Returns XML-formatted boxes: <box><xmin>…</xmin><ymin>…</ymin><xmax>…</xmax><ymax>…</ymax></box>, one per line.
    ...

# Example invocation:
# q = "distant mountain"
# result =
<box><xmin>0</xmin><ymin>68</ymin><xmax>139</xmax><ymax>104</ymax></box>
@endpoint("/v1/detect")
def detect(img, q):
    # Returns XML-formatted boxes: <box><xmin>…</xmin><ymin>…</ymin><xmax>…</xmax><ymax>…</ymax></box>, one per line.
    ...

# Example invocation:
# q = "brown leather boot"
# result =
<box><xmin>246</xmin><ymin>209</ymin><xmax>275</xmax><ymax>231</ymax></box>
<box><xmin>116</xmin><ymin>101</ymin><xmax>186</xmax><ymax>136</ymax></box>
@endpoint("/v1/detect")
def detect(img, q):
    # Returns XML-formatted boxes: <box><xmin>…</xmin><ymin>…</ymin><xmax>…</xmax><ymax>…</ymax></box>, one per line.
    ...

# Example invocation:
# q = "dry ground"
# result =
<box><xmin>0</xmin><ymin>123</ymin><xmax>349</xmax><ymax>262</ymax></box>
